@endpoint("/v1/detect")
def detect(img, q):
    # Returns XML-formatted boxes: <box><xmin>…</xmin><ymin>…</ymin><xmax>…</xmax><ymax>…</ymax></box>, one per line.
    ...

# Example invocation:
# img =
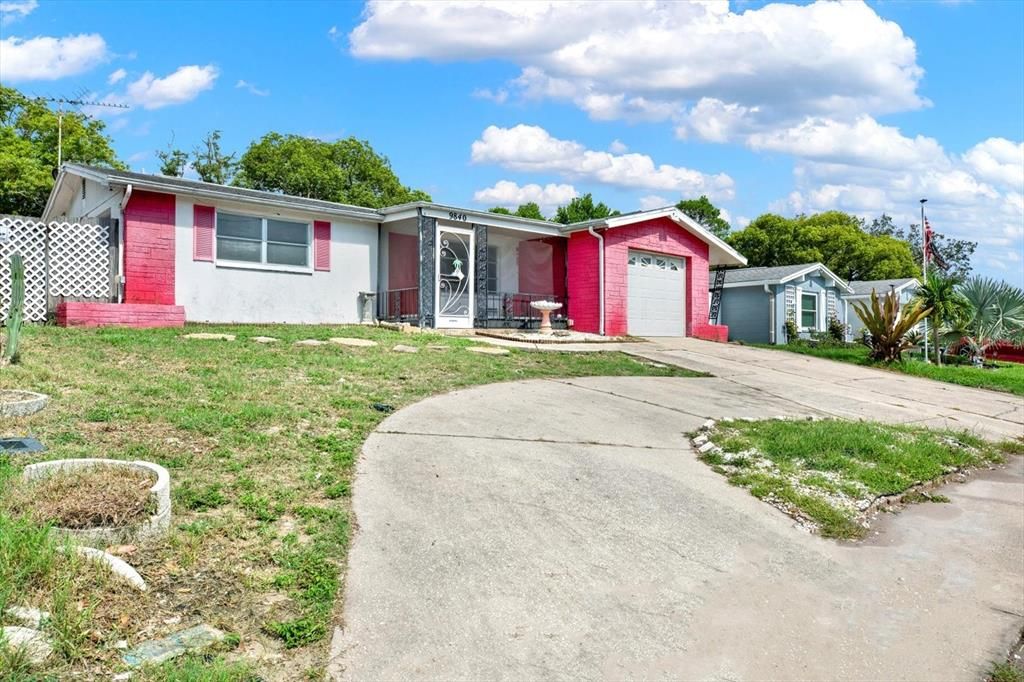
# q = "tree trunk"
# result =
<box><xmin>933</xmin><ymin>315</ymin><xmax>942</xmax><ymax>366</ymax></box>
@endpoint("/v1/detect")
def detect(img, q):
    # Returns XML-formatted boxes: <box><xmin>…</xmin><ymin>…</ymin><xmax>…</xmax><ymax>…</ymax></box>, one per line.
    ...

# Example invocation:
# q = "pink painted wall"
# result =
<box><xmin>566</xmin><ymin>216</ymin><xmax>727</xmax><ymax>340</ymax></box>
<box><xmin>123</xmin><ymin>190</ymin><xmax>176</xmax><ymax>305</ymax></box>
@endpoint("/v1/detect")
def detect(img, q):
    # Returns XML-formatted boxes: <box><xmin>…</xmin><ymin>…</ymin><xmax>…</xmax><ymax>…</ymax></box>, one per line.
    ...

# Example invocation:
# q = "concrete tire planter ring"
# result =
<box><xmin>0</xmin><ymin>390</ymin><xmax>49</xmax><ymax>418</ymax></box>
<box><xmin>21</xmin><ymin>458</ymin><xmax>172</xmax><ymax>546</ymax></box>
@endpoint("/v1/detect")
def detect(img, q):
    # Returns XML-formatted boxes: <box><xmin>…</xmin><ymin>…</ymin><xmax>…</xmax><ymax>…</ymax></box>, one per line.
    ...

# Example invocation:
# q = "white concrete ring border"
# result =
<box><xmin>22</xmin><ymin>459</ymin><xmax>171</xmax><ymax>546</ymax></box>
<box><xmin>0</xmin><ymin>390</ymin><xmax>49</xmax><ymax>418</ymax></box>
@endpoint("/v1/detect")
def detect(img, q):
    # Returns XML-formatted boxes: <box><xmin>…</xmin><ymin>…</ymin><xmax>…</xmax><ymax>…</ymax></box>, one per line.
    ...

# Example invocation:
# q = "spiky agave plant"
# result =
<box><xmin>852</xmin><ymin>290</ymin><xmax>932</xmax><ymax>363</ymax></box>
<box><xmin>3</xmin><ymin>253</ymin><xmax>25</xmax><ymax>363</ymax></box>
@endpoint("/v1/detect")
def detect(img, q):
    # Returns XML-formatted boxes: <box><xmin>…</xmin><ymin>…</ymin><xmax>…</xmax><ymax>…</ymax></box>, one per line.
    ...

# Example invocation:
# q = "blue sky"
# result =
<box><xmin>2</xmin><ymin>0</ymin><xmax>1022</xmax><ymax>284</ymax></box>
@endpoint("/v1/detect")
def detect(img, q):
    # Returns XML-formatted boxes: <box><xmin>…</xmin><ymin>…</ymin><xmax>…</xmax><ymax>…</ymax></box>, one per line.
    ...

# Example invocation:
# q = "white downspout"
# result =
<box><xmin>765</xmin><ymin>284</ymin><xmax>775</xmax><ymax>344</ymax></box>
<box><xmin>588</xmin><ymin>225</ymin><xmax>605</xmax><ymax>335</ymax></box>
<box><xmin>117</xmin><ymin>183</ymin><xmax>132</xmax><ymax>303</ymax></box>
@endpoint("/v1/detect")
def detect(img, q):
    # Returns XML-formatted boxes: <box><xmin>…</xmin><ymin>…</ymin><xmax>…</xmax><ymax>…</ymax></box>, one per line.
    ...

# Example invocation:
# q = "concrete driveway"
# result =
<box><xmin>330</xmin><ymin>342</ymin><xmax>1024</xmax><ymax>681</ymax></box>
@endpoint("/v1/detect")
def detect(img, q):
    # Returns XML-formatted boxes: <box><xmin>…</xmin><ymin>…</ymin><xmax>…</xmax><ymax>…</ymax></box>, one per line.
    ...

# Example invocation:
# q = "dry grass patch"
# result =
<box><xmin>6</xmin><ymin>465</ymin><xmax>156</xmax><ymax>529</ymax></box>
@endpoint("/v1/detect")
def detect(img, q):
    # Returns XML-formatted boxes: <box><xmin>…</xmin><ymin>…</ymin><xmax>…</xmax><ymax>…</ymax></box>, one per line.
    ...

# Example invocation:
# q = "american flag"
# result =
<box><xmin>924</xmin><ymin>218</ymin><xmax>948</xmax><ymax>270</ymax></box>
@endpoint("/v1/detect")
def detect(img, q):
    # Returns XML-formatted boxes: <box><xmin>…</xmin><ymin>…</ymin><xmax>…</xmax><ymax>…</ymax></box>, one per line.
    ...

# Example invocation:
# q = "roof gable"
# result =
<box><xmin>722</xmin><ymin>262</ymin><xmax>852</xmax><ymax>292</ymax></box>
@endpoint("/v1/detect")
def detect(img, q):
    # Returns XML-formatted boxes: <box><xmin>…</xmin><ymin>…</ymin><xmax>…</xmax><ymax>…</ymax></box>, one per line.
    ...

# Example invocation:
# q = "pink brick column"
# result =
<box><xmin>123</xmin><ymin>190</ymin><xmax>176</xmax><ymax>305</ymax></box>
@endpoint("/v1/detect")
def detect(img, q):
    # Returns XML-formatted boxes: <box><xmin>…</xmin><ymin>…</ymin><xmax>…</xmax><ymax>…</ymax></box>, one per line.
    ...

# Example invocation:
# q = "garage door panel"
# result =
<box><xmin>627</xmin><ymin>251</ymin><xmax>685</xmax><ymax>336</ymax></box>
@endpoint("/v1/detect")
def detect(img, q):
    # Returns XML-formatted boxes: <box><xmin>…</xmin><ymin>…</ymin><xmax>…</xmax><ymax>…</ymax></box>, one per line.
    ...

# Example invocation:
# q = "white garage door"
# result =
<box><xmin>627</xmin><ymin>251</ymin><xmax>686</xmax><ymax>336</ymax></box>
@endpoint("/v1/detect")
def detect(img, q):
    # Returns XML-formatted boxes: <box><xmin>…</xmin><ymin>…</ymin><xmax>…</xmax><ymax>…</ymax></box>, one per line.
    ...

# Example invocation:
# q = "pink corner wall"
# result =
<box><xmin>566</xmin><ymin>216</ymin><xmax>728</xmax><ymax>340</ymax></box>
<box><xmin>123</xmin><ymin>190</ymin><xmax>177</xmax><ymax>305</ymax></box>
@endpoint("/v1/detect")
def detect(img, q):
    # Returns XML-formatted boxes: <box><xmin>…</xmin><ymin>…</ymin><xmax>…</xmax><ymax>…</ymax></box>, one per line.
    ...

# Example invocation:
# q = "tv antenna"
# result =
<box><xmin>32</xmin><ymin>95</ymin><xmax>130</xmax><ymax>168</ymax></box>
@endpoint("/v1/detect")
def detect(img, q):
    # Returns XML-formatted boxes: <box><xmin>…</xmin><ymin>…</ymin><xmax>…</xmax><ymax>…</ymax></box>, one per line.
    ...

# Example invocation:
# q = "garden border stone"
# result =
<box><xmin>22</xmin><ymin>458</ymin><xmax>171</xmax><ymax>546</ymax></box>
<box><xmin>0</xmin><ymin>390</ymin><xmax>49</xmax><ymax>418</ymax></box>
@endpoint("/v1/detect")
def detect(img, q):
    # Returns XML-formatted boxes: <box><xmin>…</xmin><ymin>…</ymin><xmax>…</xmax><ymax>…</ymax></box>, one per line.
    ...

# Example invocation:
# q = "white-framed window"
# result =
<box><xmin>485</xmin><ymin>246</ymin><xmax>499</xmax><ymax>292</ymax></box>
<box><xmin>800</xmin><ymin>292</ymin><xmax>818</xmax><ymax>330</ymax></box>
<box><xmin>216</xmin><ymin>211</ymin><xmax>310</xmax><ymax>268</ymax></box>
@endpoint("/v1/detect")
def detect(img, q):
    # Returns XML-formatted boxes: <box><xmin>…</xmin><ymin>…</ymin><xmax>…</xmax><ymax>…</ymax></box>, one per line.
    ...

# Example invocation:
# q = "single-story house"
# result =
<box><xmin>843</xmin><ymin>278</ymin><xmax>920</xmax><ymax>339</ymax></box>
<box><xmin>42</xmin><ymin>164</ymin><xmax>746</xmax><ymax>337</ymax></box>
<box><xmin>713</xmin><ymin>263</ymin><xmax>853</xmax><ymax>344</ymax></box>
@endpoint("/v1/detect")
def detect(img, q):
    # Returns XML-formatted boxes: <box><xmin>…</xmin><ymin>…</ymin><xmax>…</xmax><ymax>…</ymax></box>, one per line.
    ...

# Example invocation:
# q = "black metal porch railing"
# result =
<box><xmin>480</xmin><ymin>292</ymin><xmax>568</xmax><ymax>329</ymax></box>
<box><xmin>378</xmin><ymin>287</ymin><xmax>419</xmax><ymax>323</ymax></box>
<box><xmin>378</xmin><ymin>288</ymin><xmax>568</xmax><ymax>329</ymax></box>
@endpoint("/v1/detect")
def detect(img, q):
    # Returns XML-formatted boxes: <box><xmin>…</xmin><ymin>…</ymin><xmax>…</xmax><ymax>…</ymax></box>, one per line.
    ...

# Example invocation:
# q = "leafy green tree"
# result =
<box><xmin>488</xmin><ymin>203</ymin><xmax>545</xmax><ymax>219</ymax></box>
<box><xmin>727</xmin><ymin>211</ymin><xmax>918</xmax><ymax>281</ymax></box>
<box><xmin>914</xmin><ymin>271</ymin><xmax>968</xmax><ymax>365</ymax></box>
<box><xmin>513</xmin><ymin>202</ymin><xmax>545</xmax><ymax>221</ymax></box>
<box><xmin>157</xmin><ymin>146</ymin><xmax>188</xmax><ymax>177</ymax></box>
<box><xmin>867</xmin><ymin>214</ymin><xmax>976</xmax><ymax>280</ymax></box>
<box><xmin>234</xmin><ymin>132</ymin><xmax>430</xmax><ymax>207</ymax></box>
<box><xmin>191</xmin><ymin>130</ymin><xmax>237</xmax><ymax>184</ymax></box>
<box><xmin>554</xmin><ymin>194</ymin><xmax>619</xmax><ymax>224</ymax></box>
<box><xmin>0</xmin><ymin>86</ymin><xmax>123</xmax><ymax>216</ymax></box>
<box><xmin>676</xmin><ymin>195</ymin><xmax>730</xmax><ymax>239</ymax></box>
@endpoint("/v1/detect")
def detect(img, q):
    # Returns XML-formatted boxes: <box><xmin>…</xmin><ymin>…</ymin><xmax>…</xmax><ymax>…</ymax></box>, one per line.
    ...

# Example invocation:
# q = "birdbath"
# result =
<box><xmin>530</xmin><ymin>300</ymin><xmax>563</xmax><ymax>335</ymax></box>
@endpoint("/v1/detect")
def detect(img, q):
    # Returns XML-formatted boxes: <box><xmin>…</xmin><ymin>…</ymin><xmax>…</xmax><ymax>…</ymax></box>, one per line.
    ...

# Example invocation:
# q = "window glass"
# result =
<box><xmin>267</xmin><ymin>243</ymin><xmax>308</xmax><ymax>267</ymax></box>
<box><xmin>801</xmin><ymin>293</ymin><xmax>817</xmax><ymax>328</ymax></box>
<box><xmin>217</xmin><ymin>237</ymin><xmax>262</xmax><ymax>262</ymax></box>
<box><xmin>485</xmin><ymin>246</ymin><xmax>498</xmax><ymax>292</ymax></box>
<box><xmin>267</xmin><ymin>219</ymin><xmax>307</xmax><ymax>245</ymax></box>
<box><xmin>217</xmin><ymin>212</ymin><xmax>261</xmax><ymax>240</ymax></box>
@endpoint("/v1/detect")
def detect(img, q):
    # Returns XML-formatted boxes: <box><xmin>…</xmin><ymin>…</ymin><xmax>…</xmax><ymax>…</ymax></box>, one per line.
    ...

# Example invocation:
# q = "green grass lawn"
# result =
<box><xmin>750</xmin><ymin>342</ymin><xmax>1024</xmax><ymax>396</ymax></box>
<box><xmin>0</xmin><ymin>324</ymin><xmax>703</xmax><ymax>679</ymax></box>
<box><xmin>698</xmin><ymin>418</ymin><xmax>1013</xmax><ymax>539</ymax></box>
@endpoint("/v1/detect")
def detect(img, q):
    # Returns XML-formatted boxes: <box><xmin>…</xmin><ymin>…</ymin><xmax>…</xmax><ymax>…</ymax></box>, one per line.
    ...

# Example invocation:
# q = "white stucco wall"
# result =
<box><xmin>174</xmin><ymin>196</ymin><xmax>378</xmax><ymax>324</ymax></box>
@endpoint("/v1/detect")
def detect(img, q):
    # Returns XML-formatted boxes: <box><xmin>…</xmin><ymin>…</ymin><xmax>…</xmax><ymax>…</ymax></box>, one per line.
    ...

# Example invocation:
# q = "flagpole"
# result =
<box><xmin>920</xmin><ymin>198</ymin><xmax>929</xmax><ymax>363</ymax></box>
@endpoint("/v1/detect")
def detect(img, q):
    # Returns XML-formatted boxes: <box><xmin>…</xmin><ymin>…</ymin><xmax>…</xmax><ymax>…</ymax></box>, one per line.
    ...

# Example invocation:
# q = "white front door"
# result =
<box><xmin>627</xmin><ymin>250</ymin><xmax>686</xmax><ymax>336</ymax></box>
<box><xmin>435</xmin><ymin>225</ymin><xmax>474</xmax><ymax>329</ymax></box>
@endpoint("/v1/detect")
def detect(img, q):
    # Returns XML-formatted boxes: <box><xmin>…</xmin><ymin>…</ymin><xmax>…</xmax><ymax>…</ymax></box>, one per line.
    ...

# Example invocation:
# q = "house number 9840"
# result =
<box><xmin>448</xmin><ymin>211</ymin><xmax>468</xmax><ymax>222</ymax></box>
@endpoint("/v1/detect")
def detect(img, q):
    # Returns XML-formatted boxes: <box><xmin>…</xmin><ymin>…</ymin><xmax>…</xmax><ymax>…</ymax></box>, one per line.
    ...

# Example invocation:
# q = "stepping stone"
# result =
<box><xmin>392</xmin><ymin>344</ymin><xmax>419</xmax><ymax>353</ymax></box>
<box><xmin>182</xmin><ymin>333</ymin><xmax>235</xmax><ymax>341</ymax></box>
<box><xmin>467</xmin><ymin>346</ymin><xmax>510</xmax><ymax>355</ymax></box>
<box><xmin>251</xmin><ymin>336</ymin><xmax>278</xmax><ymax>343</ymax></box>
<box><xmin>77</xmin><ymin>546</ymin><xmax>147</xmax><ymax>592</ymax></box>
<box><xmin>329</xmin><ymin>337</ymin><xmax>378</xmax><ymax>347</ymax></box>
<box><xmin>294</xmin><ymin>339</ymin><xmax>326</xmax><ymax>346</ymax></box>
<box><xmin>5</xmin><ymin>606</ymin><xmax>49</xmax><ymax>629</ymax></box>
<box><xmin>1</xmin><ymin>626</ymin><xmax>53</xmax><ymax>665</ymax></box>
<box><xmin>122</xmin><ymin>624</ymin><xmax>225</xmax><ymax>667</ymax></box>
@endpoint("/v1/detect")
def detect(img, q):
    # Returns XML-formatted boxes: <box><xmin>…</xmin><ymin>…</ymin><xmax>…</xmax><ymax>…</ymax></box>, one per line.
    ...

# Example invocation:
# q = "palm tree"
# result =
<box><xmin>944</xmin><ymin>277</ymin><xmax>1024</xmax><ymax>362</ymax></box>
<box><xmin>914</xmin><ymin>271</ymin><xmax>967</xmax><ymax>365</ymax></box>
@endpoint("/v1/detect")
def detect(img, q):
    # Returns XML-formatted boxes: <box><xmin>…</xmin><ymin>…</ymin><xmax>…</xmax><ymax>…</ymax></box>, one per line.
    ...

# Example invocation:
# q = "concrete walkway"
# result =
<box><xmin>330</xmin><ymin>344</ymin><xmax>1023</xmax><ymax>681</ymax></box>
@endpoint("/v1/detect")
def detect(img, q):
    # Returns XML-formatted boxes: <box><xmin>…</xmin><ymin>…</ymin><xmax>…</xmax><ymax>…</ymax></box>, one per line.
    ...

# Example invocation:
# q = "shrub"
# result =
<box><xmin>784</xmin><ymin>318</ymin><xmax>799</xmax><ymax>343</ymax></box>
<box><xmin>852</xmin><ymin>291</ymin><xmax>931</xmax><ymax>362</ymax></box>
<box><xmin>826</xmin><ymin>316</ymin><xmax>847</xmax><ymax>343</ymax></box>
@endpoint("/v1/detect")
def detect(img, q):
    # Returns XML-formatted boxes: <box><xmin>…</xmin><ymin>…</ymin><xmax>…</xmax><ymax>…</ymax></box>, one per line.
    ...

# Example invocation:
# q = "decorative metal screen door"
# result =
<box><xmin>434</xmin><ymin>225</ymin><xmax>474</xmax><ymax>328</ymax></box>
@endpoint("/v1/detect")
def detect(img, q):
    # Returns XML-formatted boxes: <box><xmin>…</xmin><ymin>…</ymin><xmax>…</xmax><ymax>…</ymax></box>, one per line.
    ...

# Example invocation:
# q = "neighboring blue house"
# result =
<box><xmin>843</xmin><ymin>278</ymin><xmax>920</xmax><ymax>340</ymax></box>
<box><xmin>714</xmin><ymin>263</ymin><xmax>853</xmax><ymax>344</ymax></box>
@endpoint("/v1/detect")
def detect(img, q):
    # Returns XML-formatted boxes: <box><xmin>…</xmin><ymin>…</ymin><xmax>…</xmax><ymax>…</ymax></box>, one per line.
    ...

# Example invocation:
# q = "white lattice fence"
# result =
<box><xmin>49</xmin><ymin>222</ymin><xmax>111</xmax><ymax>300</ymax></box>
<box><xmin>0</xmin><ymin>216</ymin><xmax>49</xmax><ymax>321</ymax></box>
<box><xmin>0</xmin><ymin>215</ymin><xmax>112</xmax><ymax>322</ymax></box>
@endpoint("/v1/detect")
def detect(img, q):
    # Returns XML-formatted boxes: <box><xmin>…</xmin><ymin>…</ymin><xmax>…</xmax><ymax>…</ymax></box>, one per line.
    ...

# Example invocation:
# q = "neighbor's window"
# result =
<box><xmin>801</xmin><ymin>293</ymin><xmax>818</xmax><ymax>329</ymax></box>
<box><xmin>485</xmin><ymin>246</ymin><xmax>499</xmax><ymax>292</ymax></box>
<box><xmin>216</xmin><ymin>211</ymin><xmax>309</xmax><ymax>267</ymax></box>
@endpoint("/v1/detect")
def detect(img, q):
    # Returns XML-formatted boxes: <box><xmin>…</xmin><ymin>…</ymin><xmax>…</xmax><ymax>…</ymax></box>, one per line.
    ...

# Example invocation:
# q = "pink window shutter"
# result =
<box><xmin>314</xmin><ymin>221</ymin><xmax>331</xmax><ymax>271</ymax></box>
<box><xmin>193</xmin><ymin>205</ymin><xmax>215</xmax><ymax>261</ymax></box>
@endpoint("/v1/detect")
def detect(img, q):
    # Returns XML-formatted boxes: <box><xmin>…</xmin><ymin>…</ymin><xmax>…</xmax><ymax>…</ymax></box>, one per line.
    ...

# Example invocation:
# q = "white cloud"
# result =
<box><xmin>746</xmin><ymin>115</ymin><xmax>948</xmax><ymax>170</ymax></box>
<box><xmin>0</xmin><ymin>33</ymin><xmax>108</xmax><ymax>81</ymax></box>
<box><xmin>639</xmin><ymin>195</ymin><xmax>668</xmax><ymax>211</ymax></box>
<box><xmin>107</xmin><ymin>68</ymin><xmax>127</xmax><ymax>85</ymax></box>
<box><xmin>962</xmin><ymin>138</ymin><xmax>1024</xmax><ymax>189</ymax></box>
<box><xmin>0</xmin><ymin>0</ymin><xmax>36</xmax><ymax>24</ymax></box>
<box><xmin>608</xmin><ymin>139</ymin><xmax>628</xmax><ymax>154</ymax></box>
<box><xmin>328</xmin><ymin>25</ymin><xmax>339</xmax><ymax>40</ymax></box>
<box><xmin>236</xmin><ymin>79</ymin><xmax>270</xmax><ymax>96</ymax></box>
<box><xmin>472</xmin><ymin>180</ymin><xmax>578</xmax><ymax>214</ymax></box>
<box><xmin>472</xmin><ymin>87</ymin><xmax>508</xmax><ymax>104</ymax></box>
<box><xmin>471</xmin><ymin>124</ymin><xmax>734</xmax><ymax>199</ymax></box>
<box><xmin>126</xmin><ymin>65</ymin><xmax>219</xmax><ymax>109</ymax></box>
<box><xmin>351</xmin><ymin>1</ymin><xmax>927</xmax><ymax>127</ymax></box>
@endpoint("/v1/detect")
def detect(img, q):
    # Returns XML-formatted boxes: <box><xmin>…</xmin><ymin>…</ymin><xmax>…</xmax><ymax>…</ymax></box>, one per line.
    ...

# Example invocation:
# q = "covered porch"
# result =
<box><xmin>378</xmin><ymin>209</ymin><xmax>567</xmax><ymax>330</ymax></box>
